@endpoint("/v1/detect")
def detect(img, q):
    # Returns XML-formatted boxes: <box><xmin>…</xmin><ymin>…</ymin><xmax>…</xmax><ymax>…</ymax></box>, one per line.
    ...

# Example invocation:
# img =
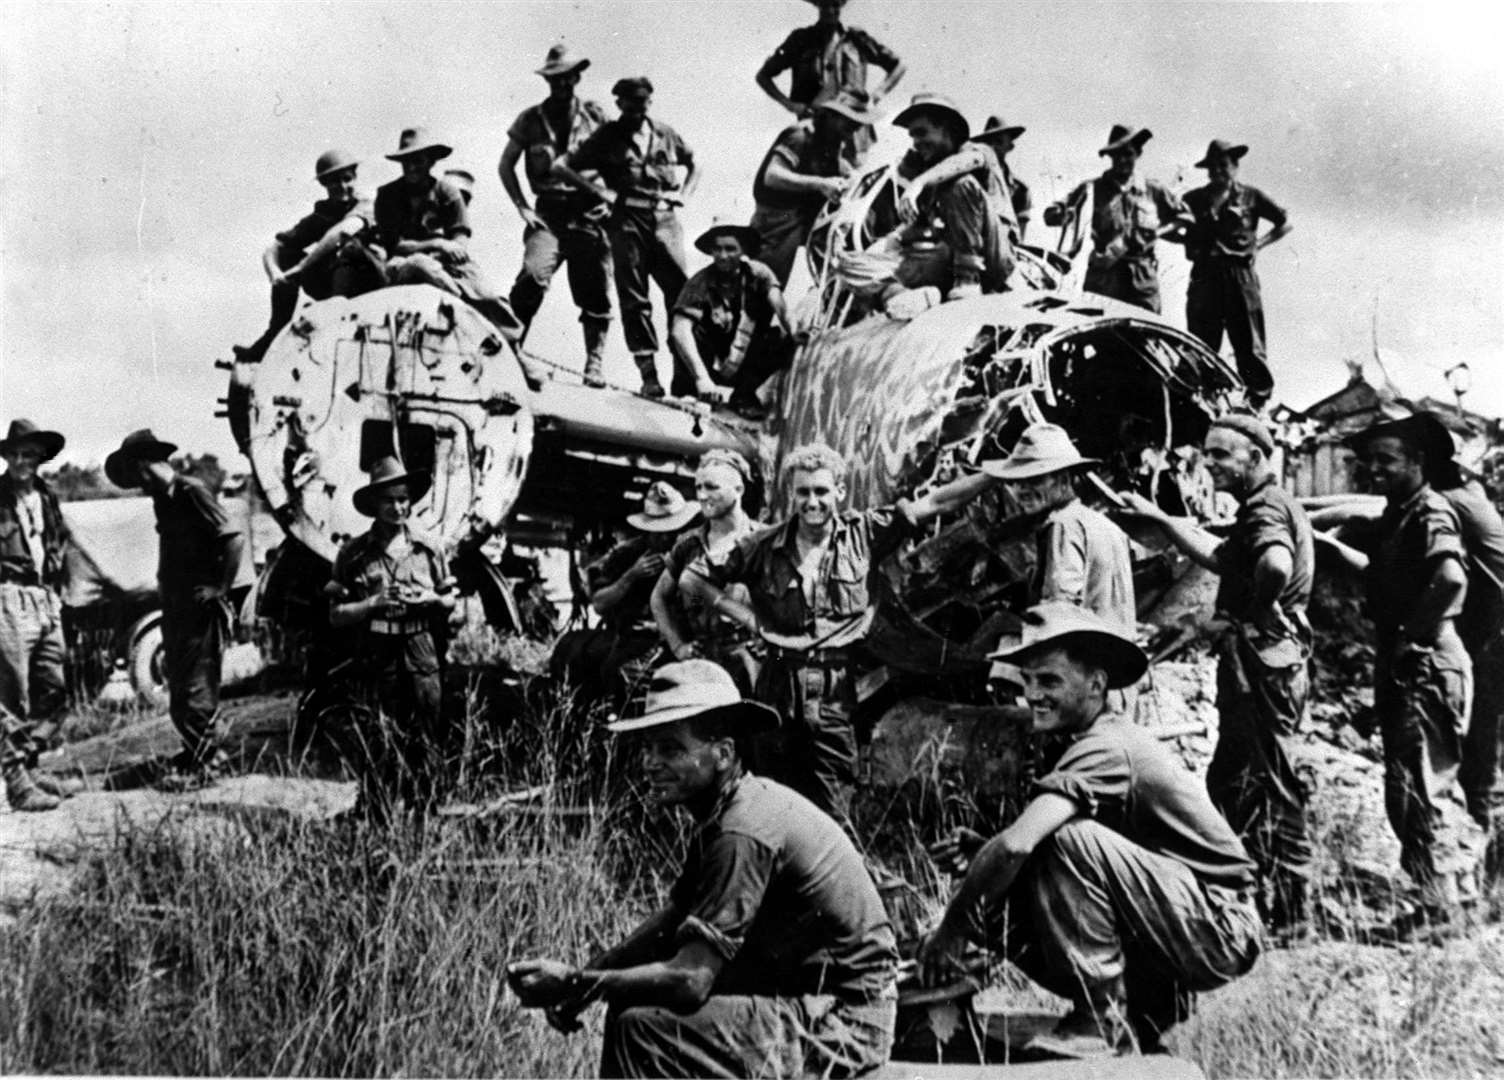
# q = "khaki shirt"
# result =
<box><xmin>1035</xmin><ymin>499</ymin><xmax>1136</xmax><ymax>633</ymax></box>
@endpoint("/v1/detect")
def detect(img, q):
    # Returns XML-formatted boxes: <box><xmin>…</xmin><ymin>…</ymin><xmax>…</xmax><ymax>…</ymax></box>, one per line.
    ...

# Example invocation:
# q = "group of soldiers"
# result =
<box><xmin>236</xmin><ymin>0</ymin><xmax>1293</xmax><ymax>422</ymax></box>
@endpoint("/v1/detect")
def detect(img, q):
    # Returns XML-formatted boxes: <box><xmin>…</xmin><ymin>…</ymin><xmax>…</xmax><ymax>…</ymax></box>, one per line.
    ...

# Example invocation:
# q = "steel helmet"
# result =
<box><xmin>314</xmin><ymin>149</ymin><xmax>359</xmax><ymax>181</ymax></box>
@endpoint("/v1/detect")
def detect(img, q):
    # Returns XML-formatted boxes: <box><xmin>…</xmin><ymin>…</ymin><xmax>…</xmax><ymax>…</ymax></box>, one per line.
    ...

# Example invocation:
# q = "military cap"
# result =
<box><xmin>612</xmin><ymin>76</ymin><xmax>654</xmax><ymax>99</ymax></box>
<box><xmin>1208</xmin><ymin>413</ymin><xmax>1275</xmax><ymax>455</ymax></box>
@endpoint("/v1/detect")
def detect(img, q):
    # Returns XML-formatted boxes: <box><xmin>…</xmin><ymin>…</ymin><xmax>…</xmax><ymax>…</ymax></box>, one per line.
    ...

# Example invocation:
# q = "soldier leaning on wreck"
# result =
<box><xmin>972</xmin><ymin>116</ymin><xmax>1031</xmax><ymax>241</ymax></box>
<box><xmin>106</xmin><ymin>430</ymin><xmax>244</xmax><ymax>792</ymax></box>
<box><xmin>1045</xmin><ymin>125</ymin><xmax>1185</xmax><ymax>313</ymax></box>
<box><xmin>651</xmin><ymin>451</ymin><xmax>760</xmax><ymax>696</ymax></box>
<box><xmin>1119</xmin><ymin>414</ymin><xmax>1317</xmax><ymax>935</ymax></box>
<box><xmin>499</xmin><ymin>44</ymin><xmax>614</xmax><ymax>388</ymax></box>
<box><xmin>919</xmin><ymin>604</ymin><xmax>1262</xmax><ymax>1058</ymax></box>
<box><xmin>0</xmin><ymin>419</ymin><xmax>83</xmax><ymax>812</ymax></box>
<box><xmin>329</xmin><ymin>457</ymin><xmax>456</xmax><ymax>823</ymax></box>
<box><xmin>682</xmin><ymin>442</ymin><xmax>994</xmax><ymax>822</ymax></box>
<box><xmin>1180</xmin><ymin>139</ymin><xmax>1291</xmax><ymax>404</ymax></box>
<box><xmin>748</xmin><ymin>89</ymin><xmax>872</xmax><ymax>288</ymax></box>
<box><xmin>1323</xmin><ymin>415</ymin><xmax>1474</xmax><ymax>929</ymax></box>
<box><xmin>234</xmin><ymin>150</ymin><xmax>384</xmax><ymax>364</ymax></box>
<box><xmin>554</xmin><ymin>77</ymin><xmax>697</xmax><ymax>399</ymax></box>
<box><xmin>508</xmin><ymin>659</ymin><xmax>899</xmax><ymax>1080</ymax></box>
<box><xmin>668</xmin><ymin>221</ymin><xmax>801</xmax><ymax>418</ymax></box>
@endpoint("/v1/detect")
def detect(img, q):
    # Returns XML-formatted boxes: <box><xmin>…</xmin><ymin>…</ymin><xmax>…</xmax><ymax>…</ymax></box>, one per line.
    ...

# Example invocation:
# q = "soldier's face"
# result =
<box><xmin>1361</xmin><ymin>436</ymin><xmax>1425</xmax><ymax>499</ymax></box>
<box><xmin>696</xmin><ymin>465</ymin><xmax>744</xmax><ymax>521</ymax></box>
<box><xmin>1019</xmin><ymin>648</ymin><xmax>1106</xmax><ymax>733</ymax></box>
<box><xmin>546</xmin><ymin>71</ymin><xmax>581</xmax><ymax>97</ymax></box>
<box><xmin>710</xmin><ymin>236</ymin><xmax>744</xmax><ymax>272</ymax></box>
<box><xmin>1206</xmin><ymin>155</ymin><xmax>1238</xmax><ymax>188</ymax></box>
<box><xmin>617</xmin><ymin>94</ymin><xmax>651</xmax><ymax>120</ymax></box>
<box><xmin>790</xmin><ymin>468</ymin><xmax>844</xmax><ymax>530</ymax></box>
<box><xmin>907</xmin><ymin>116</ymin><xmax>954</xmax><ymax>164</ymax></box>
<box><xmin>320</xmin><ymin>167</ymin><xmax>358</xmax><ymax>203</ymax></box>
<box><xmin>1203</xmin><ymin>428</ymin><xmax>1258</xmax><ymax>495</ymax></box>
<box><xmin>1106</xmin><ymin>147</ymin><xmax>1139</xmax><ymax>182</ymax></box>
<box><xmin>639</xmin><ymin>720</ymin><xmax>726</xmax><ymax>806</ymax></box>
<box><xmin>401</xmin><ymin>156</ymin><xmax>436</xmax><ymax>185</ymax></box>
<box><xmin>1</xmin><ymin>444</ymin><xmax>43</xmax><ymax>484</ymax></box>
<box><xmin>1012</xmin><ymin>472</ymin><xmax>1073</xmax><ymax>515</ymax></box>
<box><xmin>372</xmin><ymin>485</ymin><xmax>411</xmax><ymax>526</ymax></box>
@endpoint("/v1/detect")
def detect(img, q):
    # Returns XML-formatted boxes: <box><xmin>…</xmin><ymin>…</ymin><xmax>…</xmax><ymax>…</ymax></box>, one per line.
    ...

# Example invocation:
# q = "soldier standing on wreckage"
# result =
<box><xmin>0</xmin><ymin>419</ymin><xmax>84</xmax><ymax>811</ymax></box>
<box><xmin>1179</xmin><ymin>139</ymin><xmax>1291</xmax><ymax>407</ymax></box>
<box><xmin>1118</xmin><ymin>414</ymin><xmax>1317</xmax><ymax>936</ymax></box>
<box><xmin>919</xmin><ymin>604</ymin><xmax>1262</xmax><ymax>1058</ymax></box>
<box><xmin>106</xmin><ymin>430</ymin><xmax>245</xmax><ymax>792</ymax></box>
<box><xmin>329</xmin><ymin>457</ymin><xmax>455</xmax><ymax>822</ymax></box>
<box><xmin>553</xmin><ymin>77</ymin><xmax>697</xmax><ymax>399</ymax></box>
<box><xmin>1323</xmin><ymin>415</ymin><xmax>1474</xmax><ymax>935</ymax></box>
<box><xmin>1045</xmin><ymin>125</ymin><xmax>1185</xmax><ymax>313</ymax></box>
<box><xmin>499</xmin><ymin>43</ymin><xmax>614</xmax><ymax>388</ymax></box>
<box><xmin>681</xmin><ymin>442</ymin><xmax>995</xmax><ymax>823</ymax></box>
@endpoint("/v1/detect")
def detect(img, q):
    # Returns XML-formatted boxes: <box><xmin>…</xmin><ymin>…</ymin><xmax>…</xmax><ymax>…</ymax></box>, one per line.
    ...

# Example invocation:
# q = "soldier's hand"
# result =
<box><xmin>192</xmin><ymin>584</ymin><xmax>224</xmax><ymax>604</ymax></box>
<box><xmin>896</xmin><ymin>186</ymin><xmax>922</xmax><ymax>225</ymax></box>
<box><xmin>917</xmin><ymin>923</ymin><xmax>966</xmax><ymax>988</ymax></box>
<box><xmin>630</xmin><ymin>553</ymin><xmax>667</xmax><ymax>581</ymax></box>
<box><xmin>819</xmin><ymin>177</ymin><xmax>848</xmax><ymax>203</ymax></box>
<box><xmin>544</xmin><ymin>1003</ymin><xmax>585</xmax><ymax>1034</ymax></box>
<box><xmin>695</xmin><ymin>380</ymin><xmax>731</xmax><ymax>405</ymax></box>
<box><xmin>519</xmin><ymin>207</ymin><xmax>546</xmax><ymax>231</ymax></box>
<box><xmin>1114</xmin><ymin>491</ymin><xmax>1161</xmax><ymax>519</ymax></box>
<box><xmin>672</xmin><ymin>641</ymin><xmax>703</xmax><ymax>661</ymax></box>
<box><xmin>928</xmin><ymin>826</ymin><xmax>987</xmax><ymax>876</ymax></box>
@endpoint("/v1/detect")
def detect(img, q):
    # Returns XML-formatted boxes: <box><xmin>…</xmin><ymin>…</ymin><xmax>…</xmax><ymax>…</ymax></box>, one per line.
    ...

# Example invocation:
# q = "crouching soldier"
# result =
<box><xmin>920</xmin><ymin>604</ymin><xmax>1262</xmax><ymax>1057</ymax></box>
<box><xmin>329</xmin><ymin>457</ymin><xmax>455</xmax><ymax>821</ymax></box>
<box><xmin>508</xmin><ymin>659</ymin><xmax>899</xmax><ymax>1078</ymax></box>
<box><xmin>669</xmin><ymin>220</ymin><xmax>801</xmax><ymax>418</ymax></box>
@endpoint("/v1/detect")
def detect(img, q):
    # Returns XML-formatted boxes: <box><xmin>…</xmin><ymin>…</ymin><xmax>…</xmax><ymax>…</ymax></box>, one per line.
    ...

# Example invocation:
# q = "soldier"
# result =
<box><xmin>374</xmin><ymin>127</ymin><xmax>528</xmax><ymax>350</ymax></box>
<box><xmin>1181</xmin><ymin>140</ymin><xmax>1291</xmax><ymax>404</ymax></box>
<box><xmin>442</xmin><ymin>168</ymin><xmax>476</xmax><ymax>206</ymax></box>
<box><xmin>748</xmin><ymin>89</ymin><xmax>873</xmax><ymax>288</ymax></box>
<box><xmin>1118</xmin><ymin>414</ymin><xmax>1316</xmax><ymax>934</ymax></box>
<box><xmin>682</xmin><ymin>442</ymin><xmax>994</xmax><ymax>820</ymax></box>
<box><xmin>982</xmin><ymin>423</ymin><xmax>1135</xmax><ymax>631</ymax></box>
<box><xmin>668</xmin><ymin>220</ymin><xmax>800</xmax><ymax>418</ymax></box>
<box><xmin>755</xmin><ymin>0</ymin><xmax>905</xmax><ymax>158</ymax></box>
<box><xmin>234</xmin><ymin>149</ymin><xmax>384</xmax><ymax>363</ymax></box>
<box><xmin>972</xmin><ymin>116</ymin><xmax>1031</xmax><ymax>241</ymax></box>
<box><xmin>554</xmin><ymin>77</ymin><xmax>697</xmax><ymax>399</ymax></box>
<box><xmin>329</xmin><ymin>457</ymin><xmax>456</xmax><ymax>822</ymax></box>
<box><xmin>1044</xmin><ymin>125</ymin><xmax>1186</xmax><ymax>313</ymax></box>
<box><xmin>1325</xmin><ymin>415</ymin><xmax>1473</xmax><ymax>933</ymax></box>
<box><xmin>499</xmin><ymin>44</ymin><xmax>614</xmax><ymax>387</ymax></box>
<box><xmin>0</xmin><ymin>419</ymin><xmax>82</xmax><ymax>811</ymax></box>
<box><xmin>106</xmin><ymin>430</ymin><xmax>245</xmax><ymax>792</ymax></box>
<box><xmin>508</xmin><ymin>659</ymin><xmax>899</xmax><ymax>1078</ymax></box>
<box><xmin>919</xmin><ymin>604</ymin><xmax>1262</xmax><ymax>1057</ymax></box>
<box><xmin>651</xmin><ymin>450</ymin><xmax>760</xmax><ymax>694</ymax></box>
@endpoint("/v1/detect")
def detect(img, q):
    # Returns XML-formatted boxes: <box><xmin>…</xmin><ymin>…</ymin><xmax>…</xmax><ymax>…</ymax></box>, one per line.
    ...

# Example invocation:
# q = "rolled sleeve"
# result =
<box><xmin>866</xmin><ymin>503</ymin><xmax>918</xmax><ymax>564</ymax></box>
<box><xmin>672</xmin><ymin>833</ymin><xmax>777</xmax><ymax>963</ymax></box>
<box><xmin>1038</xmin><ymin>517</ymin><xmax>1088</xmax><ymax>606</ymax></box>
<box><xmin>673</xmin><ymin>272</ymin><xmax>712</xmax><ymax>322</ymax></box>
<box><xmin>1246</xmin><ymin>498</ymin><xmax>1295</xmax><ymax>560</ymax></box>
<box><xmin>1421</xmin><ymin>502</ymin><xmax>1467</xmax><ymax>567</ymax></box>
<box><xmin>1032</xmin><ymin>738</ymin><xmax>1131</xmax><ymax>820</ymax></box>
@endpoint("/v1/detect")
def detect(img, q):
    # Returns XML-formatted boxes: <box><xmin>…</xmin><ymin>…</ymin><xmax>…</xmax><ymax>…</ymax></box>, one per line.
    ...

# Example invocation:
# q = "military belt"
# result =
<box><xmin>766</xmin><ymin>645</ymin><xmax>852</xmax><ymax>669</ymax></box>
<box><xmin>618</xmin><ymin>194</ymin><xmax>681</xmax><ymax>210</ymax></box>
<box><xmin>370</xmin><ymin>617</ymin><xmax>429</xmax><ymax>637</ymax></box>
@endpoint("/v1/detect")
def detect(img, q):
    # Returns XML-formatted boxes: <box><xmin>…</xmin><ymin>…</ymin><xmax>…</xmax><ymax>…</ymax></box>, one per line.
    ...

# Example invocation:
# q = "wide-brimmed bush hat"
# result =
<box><xmin>1195</xmin><ymin>139</ymin><xmax>1249</xmax><ymax>168</ymax></box>
<box><xmin>695</xmin><ymin>218</ymin><xmax>763</xmax><ymax>256</ymax></box>
<box><xmin>815</xmin><ymin>88</ymin><xmax>876</xmax><ymax>125</ymax></box>
<box><xmin>536</xmin><ymin>42</ymin><xmax>590</xmax><ymax>78</ymax></box>
<box><xmin>975</xmin><ymin>115</ymin><xmax>1025</xmax><ymax>142</ymax></box>
<box><xmin>979</xmin><ymin>423</ymin><xmax>1097</xmax><ymax>482</ymax></box>
<box><xmin>607</xmin><ymin>659</ymin><xmax>779</xmax><ymax>734</ymax></box>
<box><xmin>314</xmin><ymin>149</ymin><xmax>359</xmax><ymax>182</ymax></box>
<box><xmin>1346</xmin><ymin>410</ymin><xmax>1462</xmax><ymax>489</ymax></box>
<box><xmin>626</xmin><ymin>480</ymin><xmax>700</xmax><ymax>532</ymax></box>
<box><xmin>893</xmin><ymin>92</ymin><xmax>971</xmax><ymax>143</ymax></box>
<box><xmin>105</xmin><ymin>428</ymin><xmax>177</xmax><ymax>489</ymax></box>
<box><xmin>1099</xmin><ymin>124</ymin><xmax>1153</xmax><ymax>156</ymax></box>
<box><xmin>0</xmin><ymin>418</ymin><xmax>65</xmax><ymax>462</ymax></box>
<box><xmin>989</xmin><ymin>602</ymin><xmax>1148</xmax><ymax>690</ymax></box>
<box><xmin>443</xmin><ymin>168</ymin><xmax>476</xmax><ymax>201</ymax></box>
<box><xmin>386</xmin><ymin>127</ymin><xmax>453</xmax><ymax>163</ymax></box>
<box><xmin>352</xmin><ymin>455</ymin><xmax>432</xmax><ymax>516</ymax></box>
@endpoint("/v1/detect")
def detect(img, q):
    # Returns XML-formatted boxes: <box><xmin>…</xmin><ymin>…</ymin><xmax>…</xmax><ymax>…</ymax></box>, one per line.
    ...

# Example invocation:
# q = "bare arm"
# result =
<box><xmin>550</xmin><ymin>158</ymin><xmax>614</xmax><ymax>204</ymax></box>
<box><xmin>680</xmin><ymin>155</ymin><xmax>700</xmax><ymax>201</ymax></box>
<box><xmin>755</xmin><ymin>70</ymin><xmax>803</xmax><ymax>117</ymax></box>
<box><xmin>873</xmin><ymin>60</ymin><xmax>906</xmax><ymax>103</ymax></box>
<box><xmin>1403</xmin><ymin>558</ymin><xmax>1467</xmax><ymax>646</ymax></box>
<box><xmin>669</xmin><ymin>314</ymin><xmax>723</xmax><ymax>399</ymax></box>
<box><xmin>1258</xmin><ymin>220</ymin><xmax>1292</xmax><ymax>251</ymax></box>
<box><xmin>511</xmin><ymin>938</ymin><xmax>724</xmax><ymax>1017</ymax></box>
<box><xmin>651</xmin><ymin>569</ymin><xmax>697</xmax><ymax>659</ymax></box>
<box><xmin>906</xmin><ymin>471</ymin><xmax>996</xmax><ymax>524</ymax></box>
<box><xmin>680</xmin><ymin>566</ymin><xmax>759</xmax><ymax>635</ymax></box>
<box><xmin>762</xmin><ymin>155</ymin><xmax>845</xmax><ymax>201</ymax></box>
<box><xmin>498</xmin><ymin>138</ymin><xmax>546</xmax><ymax>230</ymax></box>
<box><xmin>898</xmin><ymin>145</ymin><xmax>987</xmax><ymax>221</ymax></box>
<box><xmin>261</xmin><ymin>242</ymin><xmax>286</xmax><ymax>284</ymax></box>
<box><xmin>1316</xmin><ymin>529</ymin><xmax>1370</xmax><ymax>573</ymax></box>
<box><xmin>591</xmin><ymin>551</ymin><xmax>664</xmax><ymax>615</ymax></box>
<box><xmin>1116</xmin><ymin>491</ymin><xmax>1222</xmax><ymax>572</ymax></box>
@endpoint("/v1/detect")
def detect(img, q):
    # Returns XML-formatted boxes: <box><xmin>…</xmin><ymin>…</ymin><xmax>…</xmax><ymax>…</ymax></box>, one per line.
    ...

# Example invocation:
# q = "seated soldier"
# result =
<box><xmin>235</xmin><ymin>149</ymin><xmax>384</xmax><ymax>362</ymax></box>
<box><xmin>550</xmin><ymin>482</ymin><xmax>701</xmax><ymax>707</ymax></box>
<box><xmin>921</xmin><ymin>604</ymin><xmax>1262</xmax><ymax>1057</ymax></box>
<box><xmin>374</xmin><ymin>128</ymin><xmax>528</xmax><ymax>348</ymax></box>
<box><xmin>651</xmin><ymin>450</ymin><xmax>760</xmax><ymax>694</ymax></box>
<box><xmin>508</xmin><ymin>659</ymin><xmax>899</xmax><ymax>1078</ymax></box>
<box><xmin>668</xmin><ymin>220</ymin><xmax>801</xmax><ymax>419</ymax></box>
<box><xmin>442</xmin><ymin>168</ymin><xmax>476</xmax><ymax>207</ymax></box>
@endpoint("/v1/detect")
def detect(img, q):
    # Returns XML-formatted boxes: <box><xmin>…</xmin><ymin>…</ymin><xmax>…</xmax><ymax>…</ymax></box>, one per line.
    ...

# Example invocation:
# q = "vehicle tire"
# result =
<box><xmin>129</xmin><ymin>621</ymin><xmax>171</xmax><ymax>710</ymax></box>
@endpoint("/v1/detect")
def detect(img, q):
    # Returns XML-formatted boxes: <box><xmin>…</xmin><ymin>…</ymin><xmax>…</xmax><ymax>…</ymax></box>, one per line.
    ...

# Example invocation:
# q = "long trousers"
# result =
<box><xmin>161</xmin><ymin>594</ymin><xmax>228</xmax><ymax>765</ymax></box>
<box><xmin>1084</xmin><ymin>257</ymin><xmax>1161</xmax><ymax>313</ymax></box>
<box><xmin>0</xmin><ymin>583</ymin><xmax>67</xmax><ymax>771</ymax></box>
<box><xmin>609</xmin><ymin>206</ymin><xmax>687</xmax><ymax>356</ymax></box>
<box><xmin>385</xmin><ymin>253</ymin><xmax>524</xmax><ymax>340</ymax></box>
<box><xmin>750</xmin><ymin>204</ymin><xmax>819</xmax><ymax>288</ymax></box>
<box><xmin>896</xmin><ymin>175</ymin><xmax>1014</xmax><ymax>294</ymax></box>
<box><xmin>244</xmin><ymin>241</ymin><xmax>385</xmax><ymax>360</ymax></box>
<box><xmin>1187</xmin><ymin>260</ymin><xmax>1272</xmax><ymax>395</ymax></box>
<box><xmin>972</xmin><ymin>819</ymin><xmax>1262</xmax><ymax>1051</ymax></box>
<box><xmin>1460</xmin><ymin>629</ymin><xmax>1504</xmax><ymax>833</ymax></box>
<box><xmin>600</xmin><ymin>995</ymin><xmax>894</xmax><ymax>1079</ymax></box>
<box><xmin>341</xmin><ymin>634</ymin><xmax>448</xmax><ymax>820</ymax></box>
<box><xmin>1208</xmin><ymin>641</ymin><xmax>1314</xmax><ymax>894</ymax></box>
<box><xmin>508</xmin><ymin>199</ymin><xmax>613</xmax><ymax>336</ymax></box>
<box><xmin>752</xmin><ymin>657</ymin><xmax>857</xmax><ymax>823</ymax></box>
<box><xmin>1374</xmin><ymin>634</ymin><xmax>1473</xmax><ymax>895</ymax></box>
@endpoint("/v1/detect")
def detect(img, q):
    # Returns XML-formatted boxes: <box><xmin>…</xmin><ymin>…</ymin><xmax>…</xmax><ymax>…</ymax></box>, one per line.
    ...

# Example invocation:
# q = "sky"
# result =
<box><xmin>2</xmin><ymin>0</ymin><xmax>1502</xmax><ymax>466</ymax></box>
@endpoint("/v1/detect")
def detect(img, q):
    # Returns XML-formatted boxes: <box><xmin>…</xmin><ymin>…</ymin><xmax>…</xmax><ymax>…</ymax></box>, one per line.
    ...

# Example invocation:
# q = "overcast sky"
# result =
<box><xmin>2</xmin><ymin>0</ymin><xmax>1501</xmax><ymax>465</ymax></box>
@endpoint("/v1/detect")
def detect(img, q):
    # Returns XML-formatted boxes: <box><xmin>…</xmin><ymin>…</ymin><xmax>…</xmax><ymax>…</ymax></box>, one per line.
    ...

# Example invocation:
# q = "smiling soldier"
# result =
<box><xmin>507</xmin><ymin>659</ymin><xmax>899</xmax><ymax>1079</ymax></box>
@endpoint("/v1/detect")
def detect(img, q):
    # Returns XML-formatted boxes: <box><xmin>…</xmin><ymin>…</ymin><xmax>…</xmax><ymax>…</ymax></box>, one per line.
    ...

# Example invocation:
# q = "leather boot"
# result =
<box><xmin>633</xmin><ymin>353</ymin><xmax>665</xmax><ymax>398</ymax></box>
<box><xmin>32</xmin><ymin>771</ymin><xmax>85</xmax><ymax>799</ymax></box>
<box><xmin>6</xmin><ymin>768</ymin><xmax>61</xmax><ymax>812</ymax></box>
<box><xmin>582</xmin><ymin>322</ymin><xmax>608</xmax><ymax>388</ymax></box>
